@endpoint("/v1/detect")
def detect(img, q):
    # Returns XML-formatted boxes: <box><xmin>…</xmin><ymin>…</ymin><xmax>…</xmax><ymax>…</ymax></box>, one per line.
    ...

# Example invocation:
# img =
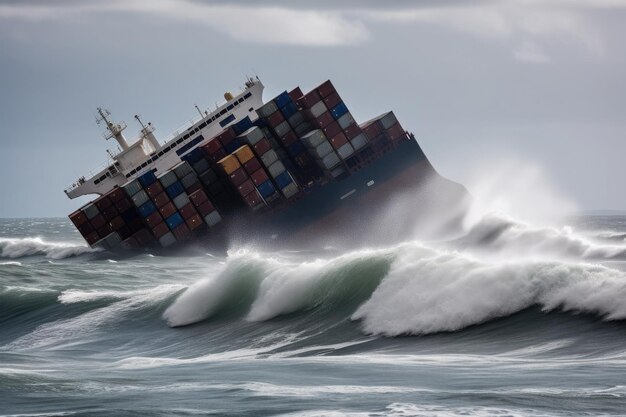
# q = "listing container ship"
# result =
<box><xmin>65</xmin><ymin>78</ymin><xmax>468</xmax><ymax>250</ymax></box>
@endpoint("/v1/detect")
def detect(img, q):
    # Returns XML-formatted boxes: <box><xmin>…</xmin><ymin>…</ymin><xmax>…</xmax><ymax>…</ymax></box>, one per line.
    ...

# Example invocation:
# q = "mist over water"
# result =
<box><xmin>2</xmin><ymin>166</ymin><xmax>626</xmax><ymax>416</ymax></box>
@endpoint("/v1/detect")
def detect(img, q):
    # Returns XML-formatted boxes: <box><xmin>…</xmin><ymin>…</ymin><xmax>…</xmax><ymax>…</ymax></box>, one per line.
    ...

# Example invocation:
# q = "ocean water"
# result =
<box><xmin>2</xmin><ymin>214</ymin><xmax>626</xmax><ymax>416</ymax></box>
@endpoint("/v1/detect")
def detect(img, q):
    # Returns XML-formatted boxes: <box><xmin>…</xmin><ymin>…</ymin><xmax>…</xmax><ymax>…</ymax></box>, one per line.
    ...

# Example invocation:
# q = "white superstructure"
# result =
<box><xmin>65</xmin><ymin>78</ymin><xmax>264</xmax><ymax>199</ymax></box>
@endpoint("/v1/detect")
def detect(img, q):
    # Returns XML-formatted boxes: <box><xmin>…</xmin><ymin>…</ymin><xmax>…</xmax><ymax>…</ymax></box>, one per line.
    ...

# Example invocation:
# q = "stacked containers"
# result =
<box><xmin>68</xmin><ymin>186</ymin><xmax>151</xmax><ymax>249</ymax></box>
<box><xmin>360</xmin><ymin>111</ymin><xmax>408</xmax><ymax>155</ymax></box>
<box><xmin>297</xmin><ymin>80</ymin><xmax>371</xmax><ymax>174</ymax></box>
<box><xmin>299</xmin><ymin>130</ymin><xmax>343</xmax><ymax>179</ymax></box>
<box><xmin>237</xmin><ymin>127</ymin><xmax>299</xmax><ymax>199</ymax></box>
<box><xmin>217</xmin><ymin>148</ymin><xmax>266</xmax><ymax>210</ymax></box>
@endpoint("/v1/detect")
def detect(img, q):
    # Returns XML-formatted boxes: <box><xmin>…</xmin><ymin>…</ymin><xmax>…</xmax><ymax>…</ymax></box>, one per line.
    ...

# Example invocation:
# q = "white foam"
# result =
<box><xmin>0</xmin><ymin>261</ymin><xmax>22</xmax><ymax>266</ymax></box>
<box><xmin>0</xmin><ymin>237</ymin><xmax>99</xmax><ymax>259</ymax></box>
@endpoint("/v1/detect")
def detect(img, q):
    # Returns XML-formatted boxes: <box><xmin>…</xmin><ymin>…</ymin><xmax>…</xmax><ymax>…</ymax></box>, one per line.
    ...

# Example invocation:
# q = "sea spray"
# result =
<box><xmin>0</xmin><ymin>237</ymin><xmax>99</xmax><ymax>259</ymax></box>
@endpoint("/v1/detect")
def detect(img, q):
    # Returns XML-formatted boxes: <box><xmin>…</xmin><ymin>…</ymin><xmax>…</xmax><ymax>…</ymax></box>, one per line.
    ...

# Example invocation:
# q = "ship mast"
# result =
<box><xmin>96</xmin><ymin>107</ymin><xmax>129</xmax><ymax>151</ymax></box>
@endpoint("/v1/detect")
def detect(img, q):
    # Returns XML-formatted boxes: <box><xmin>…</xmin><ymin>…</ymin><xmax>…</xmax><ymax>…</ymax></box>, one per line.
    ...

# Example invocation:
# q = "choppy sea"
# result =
<box><xmin>2</xmin><ymin>213</ymin><xmax>626</xmax><ymax>416</ymax></box>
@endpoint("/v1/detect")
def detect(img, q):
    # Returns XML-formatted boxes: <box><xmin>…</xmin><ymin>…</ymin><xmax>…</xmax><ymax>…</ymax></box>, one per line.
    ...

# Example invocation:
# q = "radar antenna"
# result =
<box><xmin>96</xmin><ymin>107</ymin><xmax>129</xmax><ymax>151</ymax></box>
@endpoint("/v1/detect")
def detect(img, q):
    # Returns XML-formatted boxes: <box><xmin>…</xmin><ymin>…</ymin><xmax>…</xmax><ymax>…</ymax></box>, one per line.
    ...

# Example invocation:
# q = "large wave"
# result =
<box><xmin>0</xmin><ymin>237</ymin><xmax>99</xmax><ymax>259</ymax></box>
<box><xmin>163</xmin><ymin>213</ymin><xmax>626</xmax><ymax>336</ymax></box>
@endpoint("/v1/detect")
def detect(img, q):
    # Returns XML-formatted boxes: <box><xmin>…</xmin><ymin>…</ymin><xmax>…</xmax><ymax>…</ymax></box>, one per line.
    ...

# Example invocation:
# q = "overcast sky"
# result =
<box><xmin>1</xmin><ymin>0</ymin><xmax>625</xmax><ymax>217</ymax></box>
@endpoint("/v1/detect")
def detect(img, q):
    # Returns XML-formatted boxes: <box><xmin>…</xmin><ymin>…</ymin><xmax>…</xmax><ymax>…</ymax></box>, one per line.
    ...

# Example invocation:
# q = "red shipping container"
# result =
<box><xmin>77</xmin><ymin>221</ymin><xmax>94</xmax><ymax>237</ymax></box>
<box><xmin>387</xmin><ymin>123</ymin><xmax>406</xmax><ymax>141</ymax></box>
<box><xmin>185</xmin><ymin>214</ymin><xmax>204</xmax><ymax>231</ymax></box>
<box><xmin>97</xmin><ymin>224</ymin><xmax>113</xmax><ymax>238</ymax></box>
<box><xmin>186</xmin><ymin>181</ymin><xmax>202</xmax><ymax>194</ymax></box>
<box><xmin>128</xmin><ymin>218</ymin><xmax>145</xmax><ymax>233</ymax></box>
<box><xmin>207</xmin><ymin>148</ymin><xmax>227</xmax><ymax>162</ymax></box>
<box><xmin>343</xmin><ymin>124</ymin><xmax>362</xmax><ymax>140</ymax></box>
<box><xmin>201</xmin><ymin>139</ymin><xmax>223</xmax><ymax>155</ymax></box>
<box><xmin>288</xmin><ymin>87</ymin><xmax>303</xmax><ymax>102</ymax></box>
<box><xmin>134</xmin><ymin>228</ymin><xmax>155</xmax><ymax>245</ymax></box>
<box><xmin>330</xmin><ymin>132</ymin><xmax>348</xmax><ymax>150</ymax></box>
<box><xmin>281</xmin><ymin>131</ymin><xmax>298</xmax><ymax>146</ymax></box>
<box><xmin>312</xmin><ymin>112</ymin><xmax>334</xmax><ymax>129</ymax></box>
<box><xmin>90</xmin><ymin>213</ymin><xmax>106</xmax><ymax>230</ymax></box>
<box><xmin>69</xmin><ymin>210</ymin><xmax>88</xmax><ymax>227</ymax></box>
<box><xmin>151</xmin><ymin>221</ymin><xmax>169</xmax><ymax>239</ymax></box>
<box><xmin>107</xmin><ymin>187</ymin><xmax>126</xmax><ymax>203</ymax></box>
<box><xmin>144</xmin><ymin>211</ymin><xmax>162</xmax><ymax>227</ymax></box>
<box><xmin>102</xmin><ymin>205</ymin><xmax>118</xmax><ymax>221</ymax></box>
<box><xmin>172</xmin><ymin>223</ymin><xmax>191</xmax><ymax>241</ymax></box>
<box><xmin>117</xmin><ymin>225</ymin><xmax>132</xmax><ymax>240</ymax></box>
<box><xmin>267</xmin><ymin>110</ymin><xmax>285</xmax><ymax>128</ymax></box>
<box><xmin>323</xmin><ymin>91</ymin><xmax>341</xmax><ymax>110</ymax></box>
<box><xmin>362</xmin><ymin>122</ymin><xmax>382</xmax><ymax>140</ymax></box>
<box><xmin>323</xmin><ymin>122</ymin><xmax>341</xmax><ymax>141</ymax></box>
<box><xmin>297</xmin><ymin>90</ymin><xmax>321</xmax><ymax>108</ymax></box>
<box><xmin>189</xmin><ymin>189</ymin><xmax>209</xmax><ymax>207</ymax></box>
<box><xmin>229</xmin><ymin>167</ymin><xmax>248</xmax><ymax>187</ymax></box>
<box><xmin>153</xmin><ymin>191</ymin><xmax>170</xmax><ymax>208</ymax></box>
<box><xmin>243</xmin><ymin>190</ymin><xmax>262</xmax><ymax>207</ymax></box>
<box><xmin>85</xmin><ymin>231</ymin><xmax>100</xmax><ymax>245</ymax></box>
<box><xmin>115</xmin><ymin>197</ymin><xmax>132</xmax><ymax>213</ymax></box>
<box><xmin>109</xmin><ymin>215</ymin><xmax>126</xmax><ymax>231</ymax></box>
<box><xmin>159</xmin><ymin>202</ymin><xmax>176</xmax><ymax>219</ymax></box>
<box><xmin>196</xmin><ymin>200</ymin><xmax>215</xmax><ymax>216</ymax></box>
<box><xmin>94</xmin><ymin>195</ymin><xmax>112</xmax><ymax>211</ymax></box>
<box><xmin>179</xmin><ymin>203</ymin><xmax>197</xmax><ymax>220</ymax></box>
<box><xmin>217</xmin><ymin>128</ymin><xmax>236</xmax><ymax>146</ymax></box>
<box><xmin>237</xmin><ymin>179</ymin><xmax>255</xmax><ymax>197</ymax></box>
<box><xmin>250</xmin><ymin>168</ymin><xmax>269</xmax><ymax>186</ymax></box>
<box><xmin>253</xmin><ymin>138</ymin><xmax>271</xmax><ymax>156</ymax></box>
<box><xmin>316</xmin><ymin>80</ymin><xmax>335</xmax><ymax>98</ymax></box>
<box><xmin>243</xmin><ymin>157</ymin><xmax>262</xmax><ymax>175</ymax></box>
<box><xmin>146</xmin><ymin>181</ymin><xmax>164</xmax><ymax>198</ymax></box>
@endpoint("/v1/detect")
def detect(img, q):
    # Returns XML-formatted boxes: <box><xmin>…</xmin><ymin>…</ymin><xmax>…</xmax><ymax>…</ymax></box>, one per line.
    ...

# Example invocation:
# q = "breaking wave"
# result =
<box><xmin>0</xmin><ymin>237</ymin><xmax>99</xmax><ymax>259</ymax></box>
<box><xmin>162</xmin><ymin>214</ymin><xmax>626</xmax><ymax>336</ymax></box>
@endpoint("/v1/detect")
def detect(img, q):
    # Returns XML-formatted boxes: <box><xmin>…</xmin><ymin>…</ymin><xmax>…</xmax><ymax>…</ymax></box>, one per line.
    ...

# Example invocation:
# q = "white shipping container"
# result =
<box><xmin>281</xmin><ymin>182</ymin><xmax>299</xmax><ymax>199</ymax></box>
<box><xmin>181</xmin><ymin>172</ymin><xmax>198</xmax><ymax>189</ymax></box>
<box><xmin>294</xmin><ymin>122</ymin><xmax>311</xmax><ymax>136</ymax></box>
<box><xmin>350</xmin><ymin>133</ymin><xmax>368</xmax><ymax>151</ymax></box>
<box><xmin>172</xmin><ymin>193</ymin><xmax>190</xmax><ymax>209</ymax></box>
<box><xmin>380</xmin><ymin>112</ymin><xmax>398</xmax><ymax>130</ymax></box>
<box><xmin>122</xmin><ymin>179</ymin><xmax>142</xmax><ymax>197</ymax></box>
<box><xmin>158</xmin><ymin>171</ymin><xmax>178</xmax><ymax>188</ymax></box>
<box><xmin>337</xmin><ymin>142</ymin><xmax>355</xmax><ymax>160</ymax></box>
<box><xmin>260</xmin><ymin>149</ymin><xmax>279</xmax><ymax>168</ymax></box>
<box><xmin>159</xmin><ymin>232</ymin><xmax>177</xmax><ymax>248</ymax></box>
<box><xmin>239</xmin><ymin>127</ymin><xmax>264</xmax><ymax>145</ymax></box>
<box><xmin>287</xmin><ymin>112</ymin><xmax>304</xmax><ymax>128</ymax></box>
<box><xmin>321</xmin><ymin>151</ymin><xmax>341</xmax><ymax>170</ymax></box>
<box><xmin>257</xmin><ymin>101</ymin><xmax>278</xmax><ymax>118</ymax></box>
<box><xmin>192</xmin><ymin>158</ymin><xmax>210</xmax><ymax>174</ymax></box>
<box><xmin>173</xmin><ymin>161</ymin><xmax>193</xmax><ymax>179</ymax></box>
<box><xmin>331</xmin><ymin>166</ymin><xmax>345</xmax><ymax>178</ymax></box>
<box><xmin>82</xmin><ymin>203</ymin><xmax>100</xmax><ymax>220</ymax></box>
<box><xmin>131</xmin><ymin>190</ymin><xmax>149</xmax><ymax>207</ymax></box>
<box><xmin>204</xmin><ymin>211</ymin><xmax>222</xmax><ymax>227</ymax></box>
<box><xmin>312</xmin><ymin>141</ymin><xmax>333</xmax><ymax>159</ymax></box>
<box><xmin>337</xmin><ymin>112</ymin><xmax>355</xmax><ymax>130</ymax></box>
<box><xmin>301</xmin><ymin>129</ymin><xmax>326</xmax><ymax>148</ymax></box>
<box><xmin>268</xmin><ymin>160</ymin><xmax>286</xmax><ymax>178</ymax></box>
<box><xmin>274</xmin><ymin>120</ymin><xmax>291</xmax><ymax>138</ymax></box>
<box><xmin>309</xmin><ymin>101</ymin><xmax>327</xmax><ymax>118</ymax></box>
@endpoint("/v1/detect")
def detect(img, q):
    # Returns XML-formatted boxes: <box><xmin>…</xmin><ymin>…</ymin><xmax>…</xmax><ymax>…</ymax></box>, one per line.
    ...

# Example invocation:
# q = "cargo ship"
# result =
<box><xmin>66</xmin><ymin>78</ymin><xmax>468</xmax><ymax>250</ymax></box>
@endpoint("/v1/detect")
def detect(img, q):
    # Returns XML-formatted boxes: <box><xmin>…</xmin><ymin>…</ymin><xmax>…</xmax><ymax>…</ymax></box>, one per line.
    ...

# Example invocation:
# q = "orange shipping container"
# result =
<box><xmin>217</xmin><ymin>154</ymin><xmax>241</xmax><ymax>175</ymax></box>
<box><xmin>234</xmin><ymin>145</ymin><xmax>255</xmax><ymax>164</ymax></box>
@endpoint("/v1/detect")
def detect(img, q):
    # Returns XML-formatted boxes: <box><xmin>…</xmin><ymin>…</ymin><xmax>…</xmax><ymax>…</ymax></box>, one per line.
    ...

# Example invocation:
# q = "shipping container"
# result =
<box><xmin>350</xmin><ymin>133</ymin><xmax>369</xmax><ymax>151</ymax></box>
<box><xmin>138</xmin><ymin>170</ymin><xmax>157</xmax><ymax>188</ymax></box>
<box><xmin>257</xmin><ymin>180</ymin><xmax>276</xmax><ymax>199</ymax></box>
<box><xmin>237</xmin><ymin>179</ymin><xmax>255</xmax><ymax>197</ymax></box>
<box><xmin>204</xmin><ymin>211</ymin><xmax>222</xmax><ymax>227</ymax></box>
<box><xmin>217</xmin><ymin>128</ymin><xmax>237</xmax><ymax>147</ymax></box>
<box><xmin>144</xmin><ymin>211</ymin><xmax>162</xmax><ymax>227</ymax></box>
<box><xmin>172</xmin><ymin>223</ymin><xmax>191</xmax><ymax>241</ymax></box>
<box><xmin>288</xmin><ymin>87</ymin><xmax>303</xmax><ymax>102</ymax></box>
<box><xmin>165</xmin><ymin>182</ymin><xmax>184</xmax><ymax>199</ymax></box>
<box><xmin>330</xmin><ymin>132</ymin><xmax>348</xmax><ymax>150</ymax></box>
<box><xmin>253</xmin><ymin>138</ymin><xmax>271</xmax><ymax>156</ymax></box>
<box><xmin>172</xmin><ymin>192</ymin><xmax>190</xmax><ymax>210</ymax></box>
<box><xmin>281</xmin><ymin>182</ymin><xmax>299</xmax><ymax>199</ymax></box>
<box><xmin>94</xmin><ymin>195</ymin><xmax>112</xmax><ymax>212</ymax></box>
<box><xmin>131</xmin><ymin>190</ymin><xmax>149</xmax><ymax>207</ymax></box>
<box><xmin>152</xmin><ymin>191</ymin><xmax>170</xmax><ymax>208</ymax></box>
<box><xmin>159</xmin><ymin>232</ymin><xmax>177</xmax><ymax>248</ymax></box>
<box><xmin>243</xmin><ymin>190</ymin><xmax>263</xmax><ymax>208</ymax></box>
<box><xmin>90</xmin><ymin>213</ymin><xmax>106</xmax><ymax>230</ymax></box>
<box><xmin>260</xmin><ymin>149</ymin><xmax>279</xmax><ymax>167</ymax></box>
<box><xmin>312</xmin><ymin>112</ymin><xmax>334</xmax><ymax>129</ymax></box>
<box><xmin>123</xmin><ymin>179</ymin><xmax>142</xmax><ymax>197</ymax></box>
<box><xmin>275</xmin><ymin>171</ymin><xmax>294</xmax><ymax>189</ymax></box>
<box><xmin>274</xmin><ymin>120</ymin><xmax>291</xmax><ymax>138</ymax></box>
<box><xmin>337</xmin><ymin>112</ymin><xmax>355</xmax><ymax>130</ymax></box>
<box><xmin>232</xmin><ymin>116</ymin><xmax>253</xmax><ymax>135</ymax></box>
<box><xmin>297</xmin><ymin>90</ymin><xmax>321</xmax><ymax>108</ymax></box>
<box><xmin>159</xmin><ymin>202</ymin><xmax>177</xmax><ymax>219</ymax></box>
<box><xmin>320</xmin><ymin>151</ymin><xmax>341</xmax><ymax>170</ymax></box>
<box><xmin>115</xmin><ymin>198</ymin><xmax>132</xmax><ymax>213</ymax></box>
<box><xmin>379</xmin><ymin>112</ymin><xmax>398</xmax><ymax>130</ymax></box>
<box><xmin>280</xmin><ymin>131</ymin><xmax>298</xmax><ymax>147</ymax></box>
<box><xmin>145</xmin><ymin>181</ymin><xmax>164</xmax><ymax>198</ymax></box>
<box><xmin>267</xmin><ymin>110</ymin><xmax>285</xmax><ymax>128</ymax></box>
<box><xmin>199</xmin><ymin>169</ymin><xmax>218</xmax><ymax>185</ymax></box>
<box><xmin>308</xmin><ymin>101</ymin><xmax>327</xmax><ymax>119</ymax></box>
<box><xmin>102</xmin><ymin>206</ymin><xmax>118</xmax><ymax>221</ymax></box>
<box><xmin>192</xmin><ymin>158</ymin><xmax>210</xmax><ymax>175</ymax></box>
<box><xmin>323</xmin><ymin>122</ymin><xmax>341</xmax><ymax>141</ymax></box>
<box><xmin>331</xmin><ymin>102</ymin><xmax>348</xmax><ymax>120</ymax></box>
<box><xmin>166</xmin><ymin>212</ymin><xmax>184</xmax><ymax>230</ymax></box>
<box><xmin>69</xmin><ymin>210</ymin><xmax>88</xmax><ymax>227</ymax></box>
<box><xmin>309</xmin><ymin>141</ymin><xmax>334</xmax><ymax>159</ymax></box>
<box><xmin>274</xmin><ymin>91</ymin><xmax>291</xmax><ymax>109</ymax></box>
<box><xmin>189</xmin><ymin>189</ymin><xmax>209</xmax><ymax>207</ymax></box>
<box><xmin>218</xmin><ymin>154</ymin><xmax>241</xmax><ymax>175</ymax></box>
<box><xmin>287</xmin><ymin>112</ymin><xmax>305</xmax><ymax>129</ymax></box>
<box><xmin>228</xmin><ymin>167</ymin><xmax>248</xmax><ymax>186</ymax></box>
<box><xmin>173</xmin><ymin>161</ymin><xmax>193</xmax><ymax>179</ymax></box>
<box><xmin>197</xmin><ymin>200</ymin><xmax>215</xmax><ymax>217</ymax></box>
<box><xmin>251</xmin><ymin>168</ymin><xmax>269</xmax><ymax>186</ymax></box>
<box><xmin>243</xmin><ymin>158</ymin><xmax>262</xmax><ymax>176</ymax></box>
<box><xmin>151</xmin><ymin>221</ymin><xmax>170</xmax><ymax>239</ymax></box>
<box><xmin>108</xmin><ymin>187</ymin><xmax>126</xmax><ymax>203</ymax></box>
<box><xmin>179</xmin><ymin>203</ymin><xmax>197</xmax><ymax>220</ymax></box>
<box><xmin>337</xmin><ymin>142</ymin><xmax>355</xmax><ymax>159</ymax></box>
<box><xmin>186</xmin><ymin>214</ymin><xmax>204</xmax><ymax>231</ymax></box>
<box><xmin>223</xmin><ymin>137</ymin><xmax>243</xmax><ymax>154</ymax></box>
<box><xmin>316</xmin><ymin>80</ymin><xmax>335</xmax><ymax>98</ymax></box>
<box><xmin>256</xmin><ymin>101</ymin><xmax>279</xmax><ymax>118</ymax></box>
<box><xmin>138</xmin><ymin>200</ymin><xmax>157</xmax><ymax>218</ymax></box>
<box><xmin>181</xmin><ymin>172</ymin><xmax>198</xmax><ymax>189</ymax></box>
<box><xmin>280</xmin><ymin>102</ymin><xmax>297</xmax><ymax>119</ymax></box>
<box><xmin>234</xmin><ymin>145</ymin><xmax>255</xmax><ymax>164</ymax></box>
<box><xmin>158</xmin><ymin>170</ymin><xmax>178</xmax><ymax>188</ymax></box>
<box><xmin>238</xmin><ymin>127</ymin><xmax>264</xmax><ymax>145</ymax></box>
<box><xmin>267</xmin><ymin>160</ymin><xmax>286</xmax><ymax>178</ymax></box>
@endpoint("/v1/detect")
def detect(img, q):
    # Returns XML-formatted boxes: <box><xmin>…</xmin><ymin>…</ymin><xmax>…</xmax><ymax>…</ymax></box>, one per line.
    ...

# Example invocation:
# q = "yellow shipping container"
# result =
<box><xmin>234</xmin><ymin>145</ymin><xmax>255</xmax><ymax>164</ymax></box>
<box><xmin>217</xmin><ymin>154</ymin><xmax>241</xmax><ymax>175</ymax></box>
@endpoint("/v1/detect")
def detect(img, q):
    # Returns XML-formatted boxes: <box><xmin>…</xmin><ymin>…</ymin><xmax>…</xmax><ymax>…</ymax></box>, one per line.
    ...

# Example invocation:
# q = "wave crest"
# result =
<box><xmin>0</xmin><ymin>237</ymin><xmax>99</xmax><ymax>259</ymax></box>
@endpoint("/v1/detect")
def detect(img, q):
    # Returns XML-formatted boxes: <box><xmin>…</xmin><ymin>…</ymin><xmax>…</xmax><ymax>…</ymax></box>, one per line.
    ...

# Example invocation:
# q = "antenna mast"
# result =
<box><xmin>96</xmin><ymin>107</ymin><xmax>129</xmax><ymax>151</ymax></box>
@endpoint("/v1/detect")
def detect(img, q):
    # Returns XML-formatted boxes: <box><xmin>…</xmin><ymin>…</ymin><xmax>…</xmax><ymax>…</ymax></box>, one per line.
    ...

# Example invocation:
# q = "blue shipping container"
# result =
<box><xmin>274</xmin><ymin>91</ymin><xmax>291</xmax><ymax>109</ymax></box>
<box><xmin>181</xmin><ymin>147</ymin><xmax>204</xmax><ymax>164</ymax></box>
<box><xmin>280</xmin><ymin>102</ymin><xmax>297</xmax><ymax>119</ymax></box>
<box><xmin>257</xmin><ymin>180</ymin><xmax>276</xmax><ymax>199</ymax></box>
<box><xmin>232</xmin><ymin>116</ymin><xmax>253</xmax><ymax>135</ymax></box>
<box><xmin>223</xmin><ymin>137</ymin><xmax>243</xmax><ymax>154</ymax></box>
<box><xmin>166</xmin><ymin>212</ymin><xmax>184</xmax><ymax>230</ymax></box>
<box><xmin>138</xmin><ymin>200</ymin><xmax>157</xmax><ymax>218</ymax></box>
<box><xmin>275</xmin><ymin>171</ymin><xmax>293</xmax><ymax>189</ymax></box>
<box><xmin>287</xmin><ymin>141</ymin><xmax>305</xmax><ymax>157</ymax></box>
<box><xmin>331</xmin><ymin>102</ymin><xmax>349</xmax><ymax>120</ymax></box>
<box><xmin>138</xmin><ymin>170</ymin><xmax>157</xmax><ymax>188</ymax></box>
<box><xmin>166</xmin><ymin>181</ymin><xmax>184</xmax><ymax>199</ymax></box>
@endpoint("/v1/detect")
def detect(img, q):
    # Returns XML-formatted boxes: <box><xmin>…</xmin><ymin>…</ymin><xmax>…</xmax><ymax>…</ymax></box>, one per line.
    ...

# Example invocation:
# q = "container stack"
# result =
<box><xmin>237</xmin><ymin>127</ymin><xmax>299</xmax><ymax>199</ymax></box>
<box><xmin>256</xmin><ymin>91</ymin><xmax>321</xmax><ymax>183</ymax></box>
<box><xmin>68</xmin><ymin>186</ymin><xmax>153</xmax><ymax>249</ymax></box>
<box><xmin>299</xmin><ymin>130</ymin><xmax>344</xmax><ymax>179</ymax></box>
<box><xmin>360</xmin><ymin>111</ymin><xmax>408</xmax><ymax>155</ymax></box>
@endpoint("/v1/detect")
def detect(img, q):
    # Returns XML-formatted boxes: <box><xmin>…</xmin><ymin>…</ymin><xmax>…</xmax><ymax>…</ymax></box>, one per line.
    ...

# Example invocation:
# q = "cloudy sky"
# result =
<box><xmin>1</xmin><ymin>0</ymin><xmax>625</xmax><ymax>217</ymax></box>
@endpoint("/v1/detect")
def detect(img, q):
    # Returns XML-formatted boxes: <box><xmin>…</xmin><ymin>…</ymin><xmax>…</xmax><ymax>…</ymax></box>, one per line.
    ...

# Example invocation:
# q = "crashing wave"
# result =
<box><xmin>0</xmin><ymin>237</ymin><xmax>99</xmax><ymax>259</ymax></box>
